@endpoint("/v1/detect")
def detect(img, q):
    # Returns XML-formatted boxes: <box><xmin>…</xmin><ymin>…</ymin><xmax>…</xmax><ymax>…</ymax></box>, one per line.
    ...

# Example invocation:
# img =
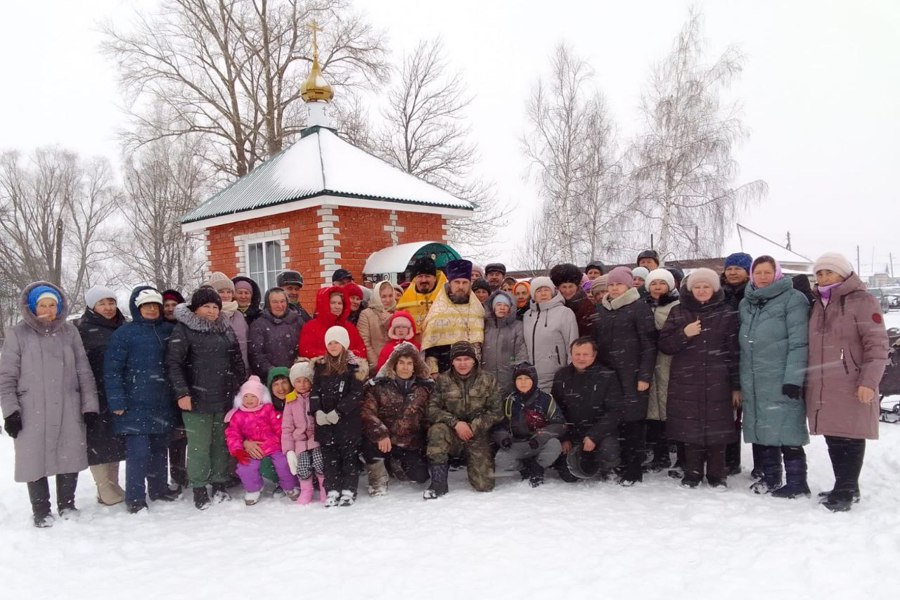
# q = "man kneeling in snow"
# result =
<box><xmin>424</xmin><ymin>341</ymin><xmax>502</xmax><ymax>499</ymax></box>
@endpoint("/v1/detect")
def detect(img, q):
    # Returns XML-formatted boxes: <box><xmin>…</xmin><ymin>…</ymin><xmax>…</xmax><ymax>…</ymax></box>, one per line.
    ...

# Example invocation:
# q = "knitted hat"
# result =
<box><xmin>591</xmin><ymin>275</ymin><xmax>609</xmax><ymax>292</ymax></box>
<box><xmin>84</xmin><ymin>285</ymin><xmax>116</xmax><ymax>310</ymax></box>
<box><xmin>289</xmin><ymin>361</ymin><xmax>314</xmax><ymax>384</ymax></box>
<box><xmin>267</xmin><ymin>366</ymin><xmax>290</xmax><ymax>391</ymax></box>
<box><xmin>813</xmin><ymin>252</ymin><xmax>853</xmax><ymax>279</ymax></box>
<box><xmin>485</xmin><ymin>262</ymin><xmax>507</xmax><ymax>276</ymax></box>
<box><xmin>234</xmin><ymin>280</ymin><xmax>253</xmax><ymax>293</ymax></box>
<box><xmin>632</xmin><ymin>267</ymin><xmax>650</xmax><ymax>280</ymax></box>
<box><xmin>686</xmin><ymin>268</ymin><xmax>721</xmax><ymax>292</ymax></box>
<box><xmin>550</xmin><ymin>263</ymin><xmax>583</xmax><ymax>287</ymax></box>
<box><xmin>135</xmin><ymin>288</ymin><xmax>164</xmax><ymax>307</ymax></box>
<box><xmin>472</xmin><ymin>279</ymin><xmax>491</xmax><ymax>294</ymax></box>
<box><xmin>324</xmin><ymin>325</ymin><xmax>350</xmax><ymax>350</ymax></box>
<box><xmin>188</xmin><ymin>286</ymin><xmax>222</xmax><ymax>311</ymax></box>
<box><xmin>276</xmin><ymin>270</ymin><xmax>304</xmax><ymax>287</ymax></box>
<box><xmin>344</xmin><ymin>282</ymin><xmax>364</xmax><ymax>299</ymax></box>
<box><xmin>445</xmin><ymin>259</ymin><xmax>473</xmax><ymax>282</ymax></box>
<box><xmin>27</xmin><ymin>285</ymin><xmax>63</xmax><ymax>316</ymax></box>
<box><xmin>205</xmin><ymin>271</ymin><xmax>235</xmax><ymax>293</ymax></box>
<box><xmin>606</xmin><ymin>266</ymin><xmax>633</xmax><ymax>288</ymax></box>
<box><xmin>450</xmin><ymin>340</ymin><xmax>477</xmax><ymax>362</ymax></box>
<box><xmin>387</xmin><ymin>311</ymin><xmax>415</xmax><ymax>340</ymax></box>
<box><xmin>409</xmin><ymin>256</ymin><xmax>437</xmax><ymax>278</ymax></box>
<box><xmin>666</xmin><ymin>267</ymin><xmax>685</xmax><ymax>289</ymax></box>
<box><xmin>529</xmin><ymin>276</ymin><xmax>555</xmax><ymax>299</ymax></box>
<box><xmin>645</xmin><ymin>268</ymin><xmax>675</xmax><ymax>292</ymax></box>
<box><xmin>471</xmin><ymin>264</ymin><xmax>485</xmax><ymax>280</ymax></box>
<box><xmin>724</xmin><ymin>252</ymin><xmax>752</xmax><ymax>273</ymax></box>
<box><xmin>162</xmin><ymin>289</ymin><xmax>185</xmax><ymax>304</ymax></box>
<box><xmin>491</xmin><ymin>291</ymin><xmax>513</xmax><ymax>307</ymax></box>
<box><xmin>238</xmin><ymin>376</ymin><xmax>268</xmax><ymax>405</ymax></box>
<box><xmin>585</xmin><ymin>260</ymin><xmax>605</xmax><ymax>275</ymax></box>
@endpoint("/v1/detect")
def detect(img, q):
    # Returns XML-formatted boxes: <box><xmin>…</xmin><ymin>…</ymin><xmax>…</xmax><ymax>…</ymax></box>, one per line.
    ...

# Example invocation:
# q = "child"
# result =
<box><xmin>375</xmin><ymin>311</ymin><xmax>419</xmax><ymax>372</ymax></box>
<box><xmin>225</xmin><ymin>376</ymin><xmax>299</xmax><ymax>505</ymax></box>
<box><xmin>283</xmin><ymin>361</ymin><xmax>326</xmax><ymax>504</ymax></box>
<box><xmin>311</xmin><ymin>326</ymin><xmax>367</xmax><ymax>507</ymax></box>
<box><xmin>492</xmin><ymin>363</ymin><xmax>565</xmax><ymax>486</ymax></box>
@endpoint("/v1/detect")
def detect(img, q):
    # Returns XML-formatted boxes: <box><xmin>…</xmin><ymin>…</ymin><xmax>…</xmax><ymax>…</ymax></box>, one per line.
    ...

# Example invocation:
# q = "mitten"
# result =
<box><xmin>325</xmin><ymin>410</ymin><xmax>340</xmax><ymax>425</ymax></box>
<box><xmin>4</xmin><ymin>411</ymin><xmax>22</xmax><ymax>439</ymax></box>
<box><xmin>782</xmin><ymin>384</ymin><xmax>801</xmax><ymax>400</ymax></box>
<box><xmin>231</xmin><ymin>449</ymin><xmax>251</xmax><ymax>465</ymax></box>
<box><xmin>315</xmin><ymin>410</ymin><xmax>329</xmax><ymax>426</ymax></box>
<box><xmin>528</xmin><ymin>437</ymin><xmax>540</xmax><ymax>450</ymax></box>
<box><xmin>83</xmin><ymin>412</ymin><xmax>100</xmax><ymax>427</ymax></box>
<box><xmin>499</xmin><ymin>436</ymin><xmax>512</xmax><ymax>449</ymax></box>
<box><xmin>286</xmin><ymin>450</ymin><xmax>298</xmax><ymax>475</ymax></box>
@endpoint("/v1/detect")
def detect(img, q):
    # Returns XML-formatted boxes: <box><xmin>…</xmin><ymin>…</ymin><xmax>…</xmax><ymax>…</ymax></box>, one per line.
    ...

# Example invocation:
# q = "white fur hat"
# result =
<box><xmin>324</xmin><ymin>325</ymin><xmax>350</xmax><ymax>350</ymax></box>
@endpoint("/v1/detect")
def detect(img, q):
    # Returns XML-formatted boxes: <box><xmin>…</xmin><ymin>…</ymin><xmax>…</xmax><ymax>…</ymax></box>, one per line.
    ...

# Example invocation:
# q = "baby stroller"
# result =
<box><xmin>880</xmin><ymin>328</ymin><xmax>900</xmax><ymax>424</ymax></box>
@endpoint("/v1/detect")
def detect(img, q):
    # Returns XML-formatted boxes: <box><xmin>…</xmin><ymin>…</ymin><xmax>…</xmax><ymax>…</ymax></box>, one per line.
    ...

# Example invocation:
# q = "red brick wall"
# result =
<box><xmin>205</xmin><ymin>206</ymin><xmax>451</xmax><ymax>309</ymax></box>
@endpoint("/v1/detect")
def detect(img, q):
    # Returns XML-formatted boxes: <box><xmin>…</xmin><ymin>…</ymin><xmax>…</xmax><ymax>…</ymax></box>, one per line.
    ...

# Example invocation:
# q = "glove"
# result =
<box><xmin>231</xmin><ymin>449</ymin><xmax>251</xmax><ymax>465</ymax></box>
<box><xmin>782</xmin><ymin>384</ymin><xmax>802</xmax><ymax>400</ymax></box>
<box><xmin>315</xmin><ymin>410</ymin><xmax>329</xmax><ymax>426</ymax></box>
<box><xmin>83</xmin><ymin>412</ymin><xmax>100</xmax><ymax>427</ymax></box>
<box><xmin>4</xmin><ymin>411</ymin><xmax>22</xmax><ymax>439</ymax></box>
<box><xmin>286</xmin><ymin>450</ymin><xmax>298</xmax><ymax>475</ymax></box>
<box><xmin>325</xmin><ymin>410</ymin><xmax>340</xmax><ymax>425</ymax></box>
<box><xmin>499</xmin><ymin>436</ymin><xmax>512</xmax><ymax>449</ymax></box>
<box><xmin>528</xmin><ymin>437</ymin><xmax>540</xmax><ymax>450</ymax></box>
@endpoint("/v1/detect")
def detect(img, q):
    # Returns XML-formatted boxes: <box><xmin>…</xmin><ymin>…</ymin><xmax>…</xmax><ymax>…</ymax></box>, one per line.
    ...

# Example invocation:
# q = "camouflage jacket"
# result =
<box><xmin>427</xmin><ymin>368</ymin><xmax>502</xmax><ymax>437</ymax></box>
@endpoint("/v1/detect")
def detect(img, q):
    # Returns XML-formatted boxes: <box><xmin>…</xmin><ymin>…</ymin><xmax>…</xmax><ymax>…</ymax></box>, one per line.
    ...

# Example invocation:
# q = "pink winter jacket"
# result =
<box><xmin>281</xmin><ymin>392</ymin><xmax>319</xmax><ymax>454</ymax></box>
<box><xmin>225</xmin><ymin>403</ymin><xmax>283</xmax><ymax>456</ymax></box>
<box><xmin>806</xmin><ymin>274</ymin><xmax>889</xmax><ymax>440</ymax></box>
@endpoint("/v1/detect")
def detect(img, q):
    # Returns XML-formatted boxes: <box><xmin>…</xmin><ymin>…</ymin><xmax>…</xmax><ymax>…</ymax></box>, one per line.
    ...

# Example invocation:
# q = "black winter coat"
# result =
<box><xmin>552</xmin><ymin>362</ymin><xmax>623</xmax><ymax>443</ymax></box>
<box><xmin>658</xmin><ymin>288</ymin><xmax>740</xmax><ymax>446</ymax></box>
<box><xmin>565</xmin><ymin>288</ymin><xmax>597</xmax><ymax>337</ymax></box>
<box><xmin>233</xmin><ymin>276</ymin><xmax>263</xmax><ymax>326</ymax></box>
<box><xmin>593</xmin><ymin>287</ymin><xmax>657</xmax><ymax>421</ymax></box>
<box><xmin>166</xmin><ymin>304</ymin><xmax>246</xmax><ymax>414</ymax></box>
<box><xmin>247</xmin><ymin>308</ymin><xmax>303</xmax><ymax>379</ymax></box>
<box><xmin>77</xmin><ymin>308</ymin><xmax>127</xmax><ymax>464</ymax></box>
<box><xmin>310</xmin><ymin>362</ymin><xmax>364</xmax><ymax>446</ymax></box>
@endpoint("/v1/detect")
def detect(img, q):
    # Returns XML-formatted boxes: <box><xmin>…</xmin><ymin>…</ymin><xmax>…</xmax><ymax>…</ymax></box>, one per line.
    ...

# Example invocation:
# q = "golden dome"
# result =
<box><xmin>301</xmin><ymin>21</ymin><xmax>333</xmax><ymax>102</ymax></box>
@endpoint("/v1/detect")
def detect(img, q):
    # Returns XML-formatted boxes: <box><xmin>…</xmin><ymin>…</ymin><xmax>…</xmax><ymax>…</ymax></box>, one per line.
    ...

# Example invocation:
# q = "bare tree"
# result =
<box><xmin>522</xmin><ymin>44</ymin><xmax>631</xmax><ymax>266</ymax></box>
<box><xmin>629</xmin><ymin>9</ymin><xmax>767</xmax><ymax>259</ymax></box>
<box><xmin>375</xmin><ymin>38</ymin><xmax>507</xmax><ymax>248</ymax></box>
<box><xmin>118</xmin><ymin>134</ymin><xmax>211</xmax><ymax>292</ymax></box>
<box><xmin>102</xmin><ymin>0</ymin><xmax>388</xmax><ymax>178</ymax></box>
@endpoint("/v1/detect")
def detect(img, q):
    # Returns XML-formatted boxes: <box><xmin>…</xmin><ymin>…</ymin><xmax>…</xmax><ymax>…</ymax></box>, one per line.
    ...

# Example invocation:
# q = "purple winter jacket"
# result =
<box><xmin>806</xmin><ymin>274</ymin><xmax>889</xmax><ymax>440</ymax></box>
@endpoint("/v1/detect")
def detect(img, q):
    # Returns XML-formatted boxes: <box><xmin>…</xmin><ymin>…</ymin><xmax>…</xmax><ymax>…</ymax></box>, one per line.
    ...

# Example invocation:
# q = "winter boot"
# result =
<box><xmin>193</xmin><ymin>486</ymin><xmax>211</xmax><ymax>511</ymax></box>
<box><xmin>823</xmin><ymin>490</ymin><xmax>856</xmax><ymax>512</ymax></box>
<box><xmin>149</xmin><ymin>486</ymin><xmax>181</xmax><ymax>502</ymax></box>
<box><xmin>324</xmin><ymin>490</ymin><xmax>341</xmax><ymax>508</ymax></box>
<box><xmin>317</xmin><ymin>474</ymin><xmax>328</xmax><ymax>504</ymax></box>
<box><xmin>388</xmin><ymin>456</ymin><xmax>410</xmax><ymax>482</ymax></box>
<box><xmin>211</xmin><ymin>482</ymin><xmax>231</xmax><ymax>503</ymax></box>
<box><xmin>56</xmin><ymin>473</ymin><xmax>79</xmax><ymax>519</ymax></box>
<box><xmin>28</xmin><ymin>478</ymin><xmax>54</xmax><ymax>528</ymax></box>
<box><xmin>297</xmin><ymin>477</ymin><xmax>315</xmax><ymax>505</ymax></box>
<box><xmin>338</xmin><ymin>489</ymin><xmax>356</xmax><ymax>506</ymax></box>
<box><xmin>750</xmin><ymin>444</ymin><xmax>764</xmax><ymax>480</ymax></box>
<box><xmin>423</xmin><ymin>463</ymin><xmax>450</xmax><ymax>500</ymax></box>
<box><xmin>817</xmin><ymin>489</ymin><xmax>860</xmax><ymax>504</ymax></box>
<box><xmin>750</xmin><ymin>446</ymin><xmax>782</xmax><ymax>494</ymax></box>
<box><xmin>126</xmin><ymin>500</ymin><xmax>148</xmax><ymax>514</ymax></box>
<box><xmin>367</xmin><ymin>460</ymin><xmax>389</xmax><ymax>497</ymax></box>
<box><xmin>285</xmin><ymin>487</ymin><xmax>300</xmax><ymax>501</ymax></box>
<box><xmin>772</xmin><ymin>457</ymin><xmax>811</xmax><ymax>499</ymax></box>
<box><xmin>244</xmin><ymin>490</ymin><xmax>261</xmax><ymax>506</ymax></box>
<box><xmin>91</xmin><ymin>463</ymin><xmax>125</xmax><ymax>506</ymax></box>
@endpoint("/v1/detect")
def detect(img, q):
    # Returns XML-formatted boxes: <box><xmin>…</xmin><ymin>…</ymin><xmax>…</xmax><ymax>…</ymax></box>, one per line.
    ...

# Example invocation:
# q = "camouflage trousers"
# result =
<box><xmin>426</xmin><ymin>423</ymin><xmax>494</xmax><ymax>492</ymax></box>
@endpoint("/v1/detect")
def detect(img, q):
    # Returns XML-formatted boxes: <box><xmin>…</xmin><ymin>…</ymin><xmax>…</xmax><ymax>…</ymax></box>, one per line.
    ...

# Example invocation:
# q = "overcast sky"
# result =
<box><xmin>1</xmin><ymin>0</ymin><xmax>896</xmax><ymax>274</ymax></box>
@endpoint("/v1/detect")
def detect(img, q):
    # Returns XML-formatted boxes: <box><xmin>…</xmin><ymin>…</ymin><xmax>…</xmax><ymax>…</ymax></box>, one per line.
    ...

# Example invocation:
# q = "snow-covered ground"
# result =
<box><xmin>3</xmin><ymin>312</ymin><xmax>899</xmax><ymax>600</ymax></box>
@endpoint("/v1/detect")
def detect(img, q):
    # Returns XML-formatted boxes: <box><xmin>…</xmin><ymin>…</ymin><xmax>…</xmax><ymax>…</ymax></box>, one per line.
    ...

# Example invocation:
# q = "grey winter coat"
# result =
<box><xmin>482</xmin><ymin>291</ymin><xmax>528</xmax><ymax>394</ymax></box>
<box><xmin>222</xmin><ymin>307</ymin><xmax>249</xmax><ymax>370</ymax></box>
<box><xmin>0</xmin><ymin>282</ymin><xmax>99</xmax><ymax>482</ymax></box>
<box><xmin>247</xmin><ymin>308</ymin><xmax>302</xmax><ymax>379</ymax></box>
<box><xmin>647</xmin><ymin>292</ymin><xmax>679</xmax><ymax>421</ymax></box>
<box><xmin>739</xmin><ymin>277</ymin><xmax>810</xmax><ymax>447</ymax></box>
<box><xmin>523</xmin><ymin>293</ymin><xmax>579</xmax><ymax>392</ymax></box>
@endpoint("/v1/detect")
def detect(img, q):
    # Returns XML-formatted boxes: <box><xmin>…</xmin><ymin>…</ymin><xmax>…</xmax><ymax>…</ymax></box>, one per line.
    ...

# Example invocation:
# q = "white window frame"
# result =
<box><xmin>235</xmin><ymin>229</ymin><xmax>289</xmax><ymax>291</ymax></box>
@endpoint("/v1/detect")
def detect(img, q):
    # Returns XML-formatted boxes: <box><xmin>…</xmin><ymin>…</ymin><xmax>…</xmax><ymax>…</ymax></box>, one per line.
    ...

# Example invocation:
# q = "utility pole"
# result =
<box><xmin>890</xmin><ymin>252</ymin><xmax>894</xmax><ymax>278</ymax></box>
<box><xmin>856</xmin><ymin>245</ymin><xmax>861</xmax><ymax>276</ymax></box>
<box><xmin>51</xmin><ymin>217</ymin><xmax>63</xmax><ymax>286</ymax></box>
<box><xmin>786</xmin><ymin>231</ymin><xmax>792</xmax><ymax>251</ymax></box>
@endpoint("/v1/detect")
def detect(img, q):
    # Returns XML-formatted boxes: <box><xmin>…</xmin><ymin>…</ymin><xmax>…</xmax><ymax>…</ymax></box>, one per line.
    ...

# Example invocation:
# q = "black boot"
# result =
<box><xmin>750</xmin><ymin>446</ymin><xmax>782</xmax><ymax>494</ymax></box>
<box><xmin>56</xmin><ymin>473</ymin><xmax>79</xmax><ymax>518</ymax></box>
<box><xmin>750</xmin><ymin>443</ymin><xmax>765</xmax><ymax>480</ymax></box>
<box><xmin>423</xmin><ymin>463</ymin><xmax>449</xmax><ymax>500</ymax></box>
<box><xmin>523</xmin><ymin>458</ymin><xmax>545</xmax><ymax>488</ymax></box>
<box><xmin>193</xmin><ymin>487</ymin><xmax>211</xmax><ymax>511</ymax></box>
<box><xmin>210</xmin><ymin>482</ymin><xmax>231</xmax><ymax>503</ymax></box>
<box><xmin>772</xmin><ymin>451</ymin><xmax>810</xmax><ymax>499</ymax></box>
<box><xmin>27</xmin><ymin>478</ymin><xmax>54</xmax><ymax>528</ymax></box>
<box><xmin>823</xmin><ymin>437</ymin><xmax>865</xmax><ymax>512</ymax></box>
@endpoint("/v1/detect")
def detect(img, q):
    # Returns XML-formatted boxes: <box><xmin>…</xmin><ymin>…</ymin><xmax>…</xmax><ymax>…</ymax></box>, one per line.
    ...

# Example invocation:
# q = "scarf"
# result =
<box><xmin>817</xmin><ymin>281</ymin><xmax>842</xmax><ymax>306</ymax></box>
<box><xmin>420</xmin><ymin>286</ymin><xmax>485</xmax><ymax>350</ymax></box>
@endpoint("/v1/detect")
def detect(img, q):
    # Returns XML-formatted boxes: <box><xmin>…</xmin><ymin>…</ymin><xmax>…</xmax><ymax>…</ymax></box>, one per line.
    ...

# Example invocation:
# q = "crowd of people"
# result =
<box><xmin>0</xmin><ymin>248</ymin><xmax>890</xmax><ymax>528</ymax></box>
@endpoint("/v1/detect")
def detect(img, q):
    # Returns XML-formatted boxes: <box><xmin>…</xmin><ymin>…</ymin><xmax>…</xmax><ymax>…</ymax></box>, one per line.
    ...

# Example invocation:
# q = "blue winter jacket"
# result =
<box><xmin>739</xmin><ymin>277</ymin><xmax>810</xmax><ymax>446</ymax></box>
<box><xmin>104</xmin><ymin>286</ymin><xmax>176</xmax><ymax>435</ymax></box>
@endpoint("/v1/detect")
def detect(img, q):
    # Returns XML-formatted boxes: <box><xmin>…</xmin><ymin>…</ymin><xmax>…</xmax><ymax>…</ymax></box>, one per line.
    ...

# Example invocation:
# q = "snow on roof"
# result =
<box><xmin>736</xmin><ymin>224</ymin><xmax>813</xmax><ymax>267</ymax></box>
<box><xmin>182</xmin><ymin>126</ymin><xmax>473</xmax><ymax>224</ymax></box>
